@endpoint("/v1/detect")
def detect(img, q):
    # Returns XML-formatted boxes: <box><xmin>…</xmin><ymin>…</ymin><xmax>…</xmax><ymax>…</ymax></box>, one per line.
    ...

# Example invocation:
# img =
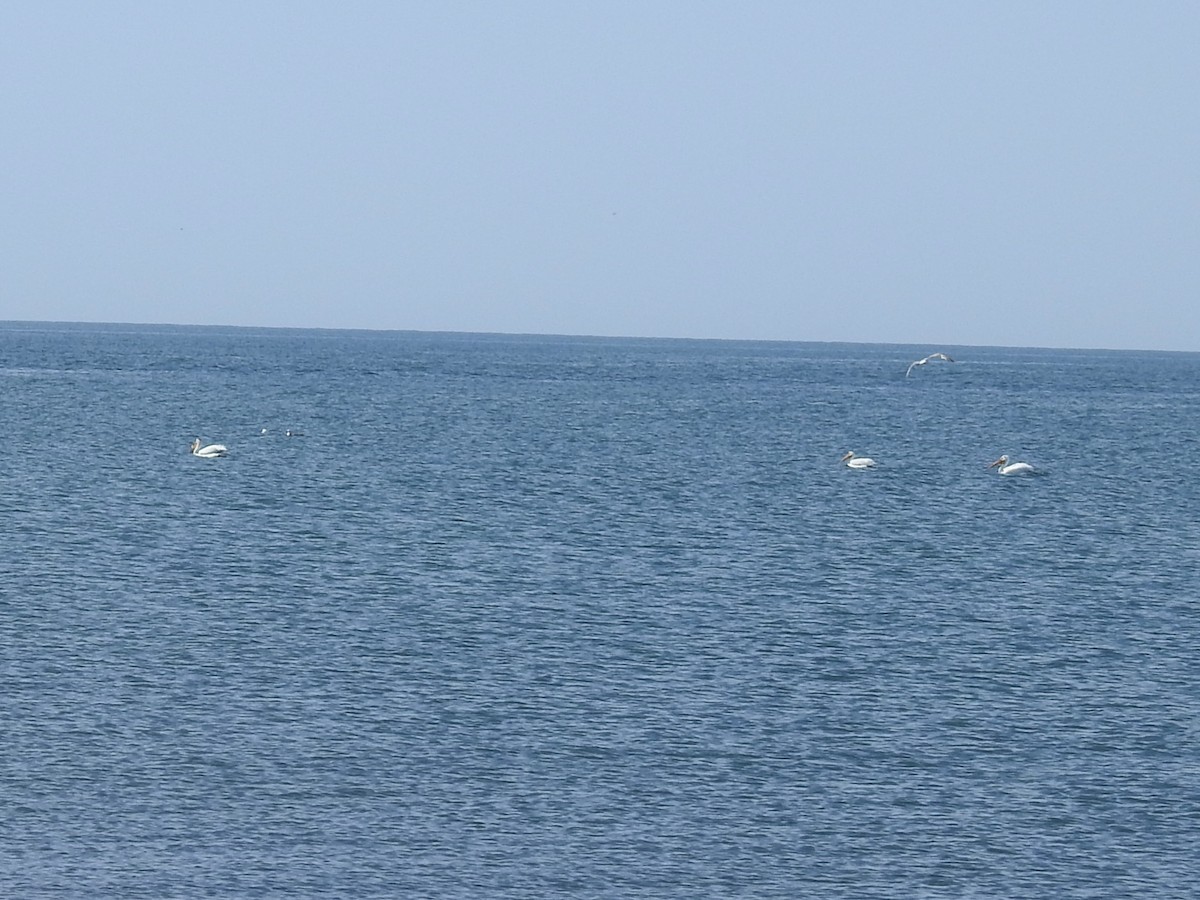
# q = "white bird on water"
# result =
<box><xmin>906</xmin><ymin>352</ymin><xmax>955</xmax><ymax>377</ymax></box>
<box><xmin>840</xmin><ymin>451</ymin><xmax>877</xmax><ymax>469</ymax></box>
<box><xmin>190</xmin><ymin>438</ymin><xmax>228</xmax><ymax>458</ymax></box>
<box><xmin>988</xmin><ymin>454</ymin><xmax>1034</xmax><ymax>476</ymax></box>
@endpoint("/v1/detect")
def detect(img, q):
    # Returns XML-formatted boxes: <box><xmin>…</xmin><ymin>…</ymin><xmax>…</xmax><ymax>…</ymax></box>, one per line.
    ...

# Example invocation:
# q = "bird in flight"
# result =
<box><xmin>906</xmin><ymin>352</ymin><xmax>955</xmax><ymax>377</ymax></box>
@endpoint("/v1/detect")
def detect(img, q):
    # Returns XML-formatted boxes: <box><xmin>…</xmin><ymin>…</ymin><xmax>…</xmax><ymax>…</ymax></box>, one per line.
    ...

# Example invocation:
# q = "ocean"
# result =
<box><xmin>2</xmin><ymin>321</ymin><xmax>1198</xmax><ymax>898</ymax></box>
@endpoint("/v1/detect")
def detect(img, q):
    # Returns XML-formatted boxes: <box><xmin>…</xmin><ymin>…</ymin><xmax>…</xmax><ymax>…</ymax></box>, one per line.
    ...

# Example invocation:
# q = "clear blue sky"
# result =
<box><xmin>3</xmin><ymin>2</ymin><xmax>1198</xmax><ymax>350</ymax></box>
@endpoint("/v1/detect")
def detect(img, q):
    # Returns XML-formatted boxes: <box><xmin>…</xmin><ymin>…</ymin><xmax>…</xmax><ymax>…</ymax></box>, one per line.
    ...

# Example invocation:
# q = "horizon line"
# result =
<box><xmin>0</xmin><ymin>317</ymin><xmax>1193</xmax><ymax>356</ymax></box>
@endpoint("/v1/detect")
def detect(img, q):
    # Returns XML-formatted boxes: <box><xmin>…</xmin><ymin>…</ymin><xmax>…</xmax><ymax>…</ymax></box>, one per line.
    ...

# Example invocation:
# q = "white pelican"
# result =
<box><xmin>190</xmin><ymin>438</ymin><xmax>228</xmax><ymax>458</ymax></box>
<box><xmin>840</xmin><ymin>451</ymin><xmax>877</xmax><ymax>469</ymax></box>
<box><xmin>988</xmin><ymin>454</ymin><xmax>1034</xmax><ymax>476</ymax></box>
<box><xmin>906</xmin><ymin>352</ymin><xmax>955</xmax><ymax>377</ymax></box>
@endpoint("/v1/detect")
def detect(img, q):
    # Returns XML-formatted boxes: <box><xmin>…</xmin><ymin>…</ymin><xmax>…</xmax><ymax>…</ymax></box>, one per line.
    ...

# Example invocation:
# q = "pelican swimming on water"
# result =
<box><xmin>906</xmin><ymin>352</ymin><xmax>955</xmax><ymax>377</ymax></box>
<box><xmin>190</xmin><ymin>438</ymin><xmax>228</xmax><ymax>458</ymax></box>
<box><xmin>988</xmin><ymin>454</ymin><xmax>1034</xmax><ymax>476</ymax></box>
<box><xmin>840</xmin><ymin>451</ymin><xmax>877</xmax><ymax>469</ymax></box>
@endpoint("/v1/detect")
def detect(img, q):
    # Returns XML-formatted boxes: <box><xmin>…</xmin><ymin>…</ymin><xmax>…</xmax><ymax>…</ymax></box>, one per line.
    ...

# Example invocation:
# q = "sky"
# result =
<box><xmin>2</xmin><ymin>2</ymin><xmax>1199</xmax><ymax>350</ymax></box>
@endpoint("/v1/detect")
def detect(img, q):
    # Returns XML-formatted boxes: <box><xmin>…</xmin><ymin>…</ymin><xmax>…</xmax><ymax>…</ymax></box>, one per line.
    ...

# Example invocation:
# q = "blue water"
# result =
<box><xmin>3</xmin><ymin>321</ymin><xmax>1199</xmax><ymax>898</ymax></box>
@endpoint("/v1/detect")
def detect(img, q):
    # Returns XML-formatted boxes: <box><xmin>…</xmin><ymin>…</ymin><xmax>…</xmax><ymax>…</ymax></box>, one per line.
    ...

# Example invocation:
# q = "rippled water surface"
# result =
<box><xmin>3</xmin><ymin>322</ymin><xmax>1199</xmax><ymax>898</ymax></box>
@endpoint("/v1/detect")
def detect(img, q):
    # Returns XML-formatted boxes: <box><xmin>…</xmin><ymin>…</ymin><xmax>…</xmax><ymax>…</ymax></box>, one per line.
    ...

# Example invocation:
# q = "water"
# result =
<box><xmin>2</xmin><ymin>322</ymin><xmax>1198</xmax><ymax>898</ymax></box>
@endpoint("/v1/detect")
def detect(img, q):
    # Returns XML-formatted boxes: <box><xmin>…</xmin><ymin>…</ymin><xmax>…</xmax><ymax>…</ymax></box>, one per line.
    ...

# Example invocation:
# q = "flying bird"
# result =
<box><xmin>906</xmin><ymin>352</ymin><xmax>955</xmax><ymax>377</ymax></box>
